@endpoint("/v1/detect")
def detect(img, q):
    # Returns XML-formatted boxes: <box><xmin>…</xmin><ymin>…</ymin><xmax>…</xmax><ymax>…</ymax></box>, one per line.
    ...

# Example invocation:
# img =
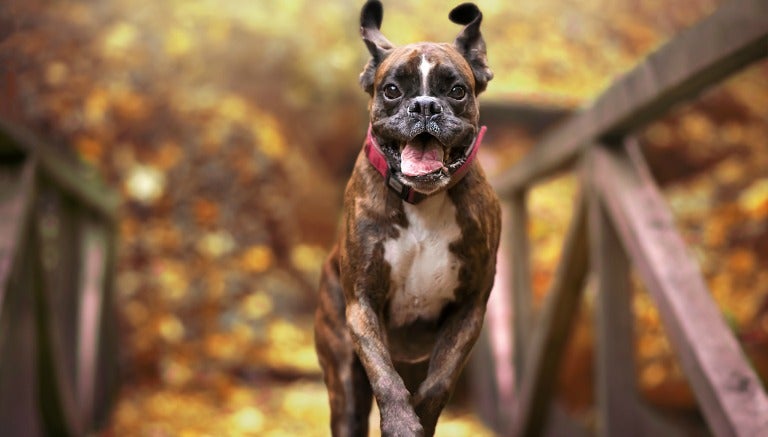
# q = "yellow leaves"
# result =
<box><xmin>196</xmin><ymin>231</ymin><xmax>235</xmax><ymax>259</ymax></box>
<box><xmin>102</xmin><ymin>21</ymin><xmax>138</xmax><ymax>54</ymax></box>
<box><xmin>160</xmin><ymin>354</ymin><xmax>194</xmax><ymax>388</ymax></box>
<box><xmin>739</xmin><ymin>178</ymin><xmax>768</xmax><ymax>219</ymax></box>
<box><xmin>640</xmin><ymin>362</ymin><xmax>666</xmax><ymax>389</ymax></box>
<box><xmin>262</xmin><ymin>318</ymin><xmax>320</xmax><ymax>374</ymax></box>
<box><xmin>290</xmin><ymin>244</ymin><xmax>325</xmax><ymax>274</ymax></box>
<box><xmin>204</xmin><ymin>332</ymin><xmax>240</xmax><ymax>363</ymax></box>
<box><xmin>252</xmin><ymin>115</ymin><xmax>286</xmax><ymax>159</ymax></box>
<box><xmin>680</xmin><ymin>112</ymin><xmax>715</xmax><ymax>144</ymax></box>
<box><xmin>240</xmin><ymin>292</ymin><xmax>273</xmax><ymax>320</ymax></box>
<box><xmin>110</xmin><ymin>382</ymin><xmax>495</xmax><ymax>437</ymax></box>
<box><xmin>159</xmin><ymin>315</ymin><xmax>186</xmax><ymax>343</ymax></box>
<box><xmin>165</xmin><ymin>27</ymin><xmax>194</xmax><ymax>57</ymax></box>
<box><xmin>84</xmin><ymin>88</ymin><xmax>110</xmax><ymax>126</ymax></box>
<box><xmin>218</xmin><ymin>95</ymin><xmax>250</xmax><ymax>123</ymax></box>
<box><xmin>228</xmin><ymin>406</ymin><xmax>266</xmax><ymax>434</ymax></box>
<box><xmin>240</xmin><ymin>245</ymin><xmax>274</xmax><ymax>273</ymax></box>
<box><xmin>279</xmin><ymin>383</ymin><xmax>328</xmax><ymax>424</ymax></box>
<box><xmin>158</xmin><ymin>264</ymin><xmax>189</xmax><ymax>301</ymax></box>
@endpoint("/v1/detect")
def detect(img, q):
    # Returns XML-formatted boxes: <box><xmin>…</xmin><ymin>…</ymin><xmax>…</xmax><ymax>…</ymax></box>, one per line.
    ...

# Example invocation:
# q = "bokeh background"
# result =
<box><xmin>1</xmin><ymin>0</ymin><xmax>766</xmax><ymax>435</ymax></box>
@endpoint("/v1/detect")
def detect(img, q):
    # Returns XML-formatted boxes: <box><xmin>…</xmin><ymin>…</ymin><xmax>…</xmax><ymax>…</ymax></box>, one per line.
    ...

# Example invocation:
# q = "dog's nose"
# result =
<box><xmin>408</xmin><ymin>96</ymin><xmax>443</xmax><ymax>118</ymax></box>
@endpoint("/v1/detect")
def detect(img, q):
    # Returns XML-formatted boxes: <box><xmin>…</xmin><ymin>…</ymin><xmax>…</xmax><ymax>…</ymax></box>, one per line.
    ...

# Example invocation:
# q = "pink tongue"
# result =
<box><xmin>401</xmin><ymin>141</ymin><xmax>444</xmax><ymax>177</ymax></box>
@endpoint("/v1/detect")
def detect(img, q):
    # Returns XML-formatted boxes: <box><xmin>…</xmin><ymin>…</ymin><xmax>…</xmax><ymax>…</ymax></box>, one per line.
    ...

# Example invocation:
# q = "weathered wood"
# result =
<box><xmin>0</xmin><ymin>157</ymin><xmax>35</xmax><ymax>314</ymax></box>
<box><xmin>0</xmin><ymin>118</ymin><xmax>119</xmax><ymax>220</ymax></box>
<box><xmin>513</xmin><ymin>195</ymin><xmax>589</xmax><ymax>437</ymax></box>
<box><xmin>0</xmin><ymin>210</ymin><xmax>44</xmax><ymax>436</ymax></box>
<box><xmin>90</xmin><ymin>223</ymin><xmax>119</xmax><ymax>429</ymax></box>
<box><xmin>588</xmin><ymin>174</ymin><xmax>644</xmax><ymax>437</ymax></box>
<box><xmin>593</xmin><ymin>141</ymin><xmax>768</xmax><ymax>437</ymax></box>
<box><xmin>31</xmin><ymin>216</ymin><xmax>80</xmax><ymax>437</ymax></box>
<box><xmin>41</xmin><ymin>191</ymin><xmax>84</xmax><ymax>409</ymax></box>
<box><xmin>76</xmin><ymin>219</ymin><xmax>109</xmax><ymax>429</ymax></box>
<box><xmin>506</xmin><ymin>192</ymin><xmax>533</xmax><ymax>384</ymax></box>
<box><xmin>493</xmin><ymin>0</ymin><xmax>768</xmax><ymax>196</ymax></box>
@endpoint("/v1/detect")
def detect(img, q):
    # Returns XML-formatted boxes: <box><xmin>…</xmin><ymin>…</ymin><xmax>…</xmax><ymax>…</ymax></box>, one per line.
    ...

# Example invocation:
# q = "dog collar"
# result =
<box><xmin>364</xmin><ymin>124</ymin><xmax>486</xmax><ymax>204</ymax></box>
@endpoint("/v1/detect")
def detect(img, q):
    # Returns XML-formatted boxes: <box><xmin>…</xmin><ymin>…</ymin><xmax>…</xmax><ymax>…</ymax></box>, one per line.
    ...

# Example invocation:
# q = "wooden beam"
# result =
<box><xmin>513</xmin><ymin>195</ymin><xmax>589</xmax><ymax>437</ymax></box>
<box><xmin>589</xmin><ymin>175</ymin><xmax>645</xmax><ymax>437</ymax></box>
<box><xmin>506</xmin><ymin>192</ymin><xmax>534</xmax><ymax>384</ymax></box>
<box><xmin>0</xmin><ymin>157</ymin><xmax>35</xmax><ymax>312</ymax></box>
<box><xmin>593</xmin><ymin>141</ymin><xmax>768</xmax><ymax>437</ymax></box>
<box><xmin>493</xmin><ymin>0</ymin><xmax>768</xmax><ymax>196</ymax></box>
<box><xmin>0</xmin><ymin>119</ymin><xmax>119</xmax><ymax>220</ymax></box>
<box><xmin>0</xmin><ymin>188</ymin><xmax>44</xmax><ymax>437</ymax></box>
<box><xmin>76</xmin><ymin>219</ymin><xmax>109</xmax><ymax>429</ymax></box>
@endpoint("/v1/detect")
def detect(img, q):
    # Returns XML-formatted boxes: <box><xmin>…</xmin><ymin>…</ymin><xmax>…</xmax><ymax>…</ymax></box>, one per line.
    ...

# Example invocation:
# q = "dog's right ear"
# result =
<box><xmin>359</xmin><ymin>0</ymin><xmax>394</xmax><ymax>95</ymax></box>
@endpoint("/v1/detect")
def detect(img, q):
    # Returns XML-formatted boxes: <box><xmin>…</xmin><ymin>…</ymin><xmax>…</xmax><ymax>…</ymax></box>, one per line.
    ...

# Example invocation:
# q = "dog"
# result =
<box><xmin>314</xmin><ymin>1</ymin><xmax>500</xmax><ymax>436</ymax></box>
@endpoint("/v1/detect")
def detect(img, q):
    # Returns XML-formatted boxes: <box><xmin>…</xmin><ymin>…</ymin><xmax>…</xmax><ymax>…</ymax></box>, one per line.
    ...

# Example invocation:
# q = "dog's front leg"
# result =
<box><xmin>346</xmin><ymin>298</ymin><xmax>424</xmax><ymax>437</ymax></box>
<box><xmin>412</xmin><ymin>301</ymin><xmax>486</xmax><ymax>436</ymax></box>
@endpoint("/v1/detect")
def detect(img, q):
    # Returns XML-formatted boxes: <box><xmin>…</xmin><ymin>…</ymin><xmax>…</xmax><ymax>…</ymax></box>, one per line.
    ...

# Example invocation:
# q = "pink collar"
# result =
<box><xmin>364</xmin><ymin>125</ymin><xmax>486</xmax><ymax>204</ymax></box>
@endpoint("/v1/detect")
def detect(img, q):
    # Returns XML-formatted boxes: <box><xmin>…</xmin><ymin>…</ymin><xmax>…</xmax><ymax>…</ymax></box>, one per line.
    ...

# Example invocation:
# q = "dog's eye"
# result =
<box><xmin>383</xmin><ymin>84</ymin><xmax>402</xmax><ymax>100</ymax></box>
<box><xmin>448</xmin><ymin>85</ymin><xmax>466</xmax><ymax>100</ymax></box>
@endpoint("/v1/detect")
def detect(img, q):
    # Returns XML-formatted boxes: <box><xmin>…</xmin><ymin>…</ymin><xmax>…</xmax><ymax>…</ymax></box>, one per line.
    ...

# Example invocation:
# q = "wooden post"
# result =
<box><xmin>507</xmin><ymin>191</ymin><xmax>533</xmax><ymax>384</ymax></box>
<box><xmin>0</xmin><ymin>157</ymin><xmax>43</xmax><ymax>436</ymax></box>
<box><xmin>593</xmin><ymin>141</ymin><xmax>768</xmax><ymax>437</ymax></box>
<box><xmin>513</xmin><ymin>195</ymin><xmax>589</xmax><ymax>437</ymax></box>
<box><xmin>588</xmin><ymin>161</ymin><xmax>644</xmax><ymax>436</ymax></box>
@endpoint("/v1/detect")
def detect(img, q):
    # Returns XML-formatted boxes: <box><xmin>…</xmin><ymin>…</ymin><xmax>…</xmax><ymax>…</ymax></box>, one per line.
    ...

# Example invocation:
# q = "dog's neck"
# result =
<box><xmin>363</xmin><ymin>124</ymin><xmax>487</xmax><ymax>204</ymax></box>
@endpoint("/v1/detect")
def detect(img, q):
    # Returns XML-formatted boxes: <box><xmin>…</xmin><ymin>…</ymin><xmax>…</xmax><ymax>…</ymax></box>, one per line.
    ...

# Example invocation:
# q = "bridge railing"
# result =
<box><xmin>0</xmin><ymin>118</ymin><xmax>120</xmax><ymax>436</ymax></box>
<box><xmin>488</xmin><ymin>0</ymin><xmax>768</xmax><ymax>435</ymax></box>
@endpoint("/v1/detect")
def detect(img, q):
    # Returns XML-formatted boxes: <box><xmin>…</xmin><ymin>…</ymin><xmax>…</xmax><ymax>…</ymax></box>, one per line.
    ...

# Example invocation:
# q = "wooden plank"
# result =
<box><xmin>506</xmin><ymin>192</ymin><xmax>533</xmax><ymax>384</ymax></box>
<box><xmin>493</xmin><ymin>0</ymin><xmax>768</xmax><ymax>196</ymax></box>
<box><xmin>0</xmin><ymin>157</ymin><xmax>35</xmax><ymax>315</ymax></box>
<box><xmin>0</xmin><ymin>214</ymin><xmax>44</xmax><ymax>436</ymax></box>
<box><xmin>42</xmin><ymin>193</ymin><xmax>84</xmax><ymax>403</ymax></box>
<box><xmin>593</xmin><ymin>141</ymin><xmax>768</xmax><ymax>437</ymax></box>
<box><xmin>76</xmin><ymin>219</ymin><xmax>108</xmax><ymax>429</ymax></box>
<box><xmin>588</xmin><ymin>176</ymin><xmax>644</xmax><ymax>437</ymax></box>
<box><xmin>468</xmin><ymin>323</ymin><xmax>505</xmax><ymax>431</ymax></box>
<box><xmin>513</xmin><ymin>195</ymin><xmax>589</xmax><ymax>437</ymax></box>
<box><xmin>89</xmin><ymin>224</ymin><xmax>119</xmax><ymax>429</ymax></box>
<box><xmin>0</xmin><ymin>118</ymin><xmax>119</xmax><ymax>220</ymax></box>
<box><xmin>31</xmin><ymin>217</ymin><xmax>80</xmax><ymax>437</ymax></box>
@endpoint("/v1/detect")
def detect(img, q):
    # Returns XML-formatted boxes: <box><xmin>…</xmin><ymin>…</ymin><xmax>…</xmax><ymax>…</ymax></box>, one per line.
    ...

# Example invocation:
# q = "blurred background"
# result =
<box><xmin>0</xmin><ymin>0</ymin><xmax>766</xmax><ymax>435</ymax></box>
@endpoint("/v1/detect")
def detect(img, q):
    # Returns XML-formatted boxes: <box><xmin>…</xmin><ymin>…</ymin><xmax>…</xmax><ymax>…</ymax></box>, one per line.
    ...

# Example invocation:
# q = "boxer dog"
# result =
<box><xmin>314</xmin><ymin>1</ymin><xmax>500</xmax><ymax>436</ymax></box>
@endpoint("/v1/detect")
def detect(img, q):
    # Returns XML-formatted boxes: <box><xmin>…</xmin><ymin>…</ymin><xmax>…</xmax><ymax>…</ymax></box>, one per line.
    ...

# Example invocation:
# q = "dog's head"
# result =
<box><xmin>359</xmin><ymin>1</ymin><xmax>493</xmax><ymax>195</ymax></box>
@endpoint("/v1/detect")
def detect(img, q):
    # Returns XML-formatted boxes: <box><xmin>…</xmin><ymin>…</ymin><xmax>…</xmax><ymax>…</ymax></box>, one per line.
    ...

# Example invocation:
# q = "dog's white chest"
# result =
<box><xmin>383</xmin><ymin>193</ymin><xmax>462</xmax><ymax>327</ymax></box>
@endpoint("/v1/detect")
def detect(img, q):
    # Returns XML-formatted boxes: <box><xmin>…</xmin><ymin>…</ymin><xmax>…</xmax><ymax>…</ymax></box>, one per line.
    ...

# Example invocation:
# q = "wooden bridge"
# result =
<box><xmin>478</xmin><ymin>0</ymin><xmax>768</xmax><ymax>435</ymax></box>
<box><xmin>0</xmin><ymin>0</ymin><xmax>766</xmax><ymax>436</ymax></box>
<box><xmin>0</xmin><ymin>118</ymin><xmax>119</xmax><ymax>435</ymax></box>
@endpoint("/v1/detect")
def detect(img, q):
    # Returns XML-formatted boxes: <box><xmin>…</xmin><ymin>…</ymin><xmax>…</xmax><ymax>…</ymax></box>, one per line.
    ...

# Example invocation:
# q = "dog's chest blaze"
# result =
<box><xmin>383</xmin><ymin>193</ymin><xmax>461</xmax><ymax>327</ymax></box>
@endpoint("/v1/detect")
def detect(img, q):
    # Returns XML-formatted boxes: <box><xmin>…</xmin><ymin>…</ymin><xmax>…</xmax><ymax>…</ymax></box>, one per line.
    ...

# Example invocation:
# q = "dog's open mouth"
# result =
<box><xmin>401</xmin><ymin>133</ymin><xmax>445</xmax><ymax>177</ymax></box>
<box><xmin>397</xmin><ymin>133</ymin><xmax>468</xmax><ymax>182</ymax></box>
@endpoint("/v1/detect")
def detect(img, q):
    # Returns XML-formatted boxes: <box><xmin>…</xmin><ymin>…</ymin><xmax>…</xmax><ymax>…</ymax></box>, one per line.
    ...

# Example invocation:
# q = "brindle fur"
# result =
<box><xmin>315</xmin><ymin>2</ymin><xmax>500</xmax><ymax>436</ymax></box>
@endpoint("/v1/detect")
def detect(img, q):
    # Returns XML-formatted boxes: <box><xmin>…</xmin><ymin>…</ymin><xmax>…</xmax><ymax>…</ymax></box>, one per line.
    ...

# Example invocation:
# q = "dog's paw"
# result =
<box><xmin>380</xmin><ymin>404</ymin><xmax>424</xmax><ymax>437</ymax></box>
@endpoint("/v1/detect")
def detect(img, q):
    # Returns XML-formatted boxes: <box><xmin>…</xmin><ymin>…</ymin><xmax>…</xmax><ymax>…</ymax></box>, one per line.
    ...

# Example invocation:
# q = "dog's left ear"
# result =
<box><xmin>359</xmin><ymin>0</ymin><xmax>394</xmax><ymax>95</ymax></box>
<box><xmin>450</xmin><ymin>3</ymin><xmax>493</xmax><ymax>94</ymax></box>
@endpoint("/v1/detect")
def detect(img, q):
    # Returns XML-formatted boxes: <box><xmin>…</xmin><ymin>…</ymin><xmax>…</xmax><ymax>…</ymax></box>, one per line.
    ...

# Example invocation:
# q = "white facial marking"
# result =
<box><xmin>419</xmin><ymin>55</ymin><xmax>435</xmax><ymax>95</ymax></box>
<box><xmin>383</xmin><ymin>192</ymin><xmax>461</xmax><ymax>327</ymax></box>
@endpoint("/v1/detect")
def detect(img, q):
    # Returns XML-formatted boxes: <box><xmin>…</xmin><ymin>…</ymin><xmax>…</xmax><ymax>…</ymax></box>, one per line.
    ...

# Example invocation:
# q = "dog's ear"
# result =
<box><xmin>450</xmin><ymin>3</ymin><xmax>493</xmax><ymax>94</ymax></box>
<box><xmin>359</xmin><ymin>0</ymin><xmax>394</xmax><ymax>95</ymax></box>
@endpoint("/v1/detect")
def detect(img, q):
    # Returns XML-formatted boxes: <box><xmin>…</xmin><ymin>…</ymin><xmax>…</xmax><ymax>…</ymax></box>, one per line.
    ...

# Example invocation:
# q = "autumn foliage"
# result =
<box><xmin>1</xmin><ymin>0</ymin><xmax>766</xmax><ymax>434</ymax></box>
